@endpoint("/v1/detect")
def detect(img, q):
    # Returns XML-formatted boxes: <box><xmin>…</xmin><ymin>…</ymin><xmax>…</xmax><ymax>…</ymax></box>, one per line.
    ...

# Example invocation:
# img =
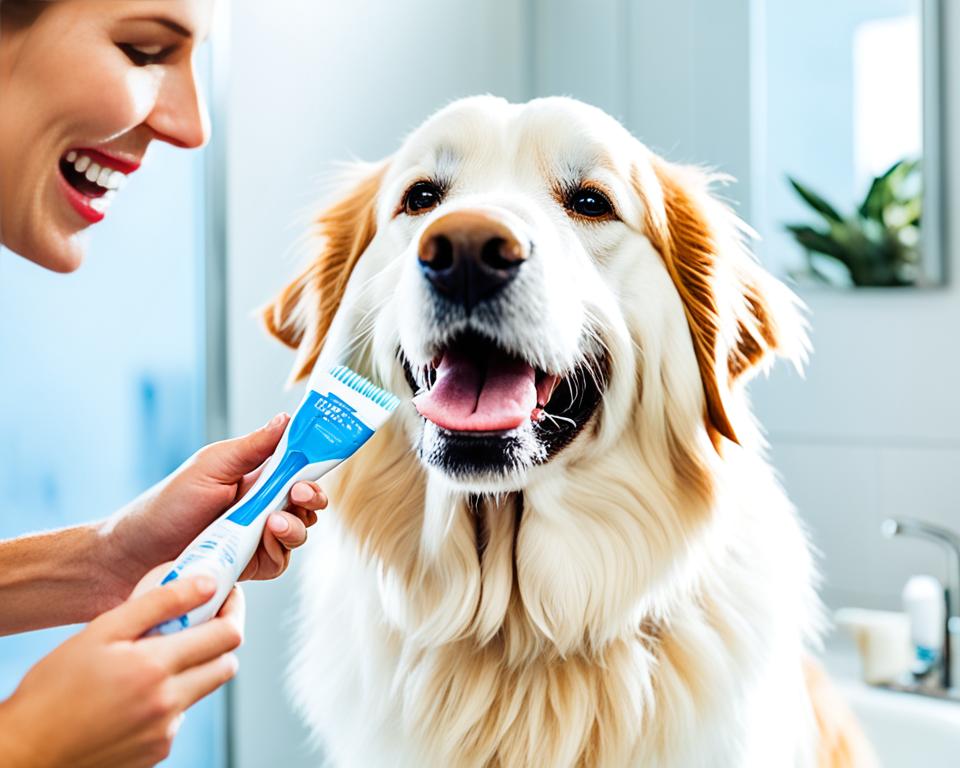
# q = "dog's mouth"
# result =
<box><xmin>402</xmin><ymin>331</ymin><xmax>607</xmax><ymax>483</ymax></box>
<box><xmin>411</xmin><ymin>333</ymin><xmax>561</xmax><ymax>433</ymax></box>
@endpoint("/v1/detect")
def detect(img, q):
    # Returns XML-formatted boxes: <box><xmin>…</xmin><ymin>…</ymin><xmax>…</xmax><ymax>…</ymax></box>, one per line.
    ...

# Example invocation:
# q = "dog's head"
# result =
<box><xmin>265</xmin><ymin>96</ymin><xmax>805</xmax><ymax>499</ymax></box>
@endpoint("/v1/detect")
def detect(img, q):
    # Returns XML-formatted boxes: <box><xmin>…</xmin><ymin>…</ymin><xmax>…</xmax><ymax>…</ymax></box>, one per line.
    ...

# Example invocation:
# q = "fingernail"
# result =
<box><xmin>269</xmin><ymin>514</ymin><xmax>290</xmax><ymax>534</ymax></box>
<box><xmin>262</xmin><ymin>412</ymin><xmax>285</xmax><ymax>430</ymax></box>
<box><xmin>195</xmin><ymin>576</ymin><xmax>216</xmax><ymax>595</ymax></box>
<box><xmin>291</xmin><ymin>484</ymin><xmax>312</xmax><ymax>504</ymax></box>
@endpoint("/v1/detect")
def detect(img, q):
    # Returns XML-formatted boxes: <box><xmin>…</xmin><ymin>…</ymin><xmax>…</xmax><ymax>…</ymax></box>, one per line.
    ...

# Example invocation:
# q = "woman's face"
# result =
<box><xmin>0</xmin><ymin>0</ymin><xmax>214</xmax><ymax>272</ymax></box>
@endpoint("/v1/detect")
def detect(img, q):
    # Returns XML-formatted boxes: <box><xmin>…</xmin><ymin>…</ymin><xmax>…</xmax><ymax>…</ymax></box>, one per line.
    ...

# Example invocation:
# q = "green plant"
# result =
<box><xmin>785</xmin><ymin>158</ymin><xmax>922</xmax><ymax>287</ymax></box>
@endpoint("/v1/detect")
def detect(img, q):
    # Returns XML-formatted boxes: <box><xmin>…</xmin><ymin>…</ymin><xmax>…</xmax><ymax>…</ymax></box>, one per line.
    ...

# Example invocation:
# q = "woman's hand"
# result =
<box><xmin>101</xmin><ymin>414</ymin><xmax>328</xmax><ymax>599</ymax></box>
<box><xmin>0</xmin><ymin>570</ymin><xmax>244</xmax><ymax>768</ymax></box>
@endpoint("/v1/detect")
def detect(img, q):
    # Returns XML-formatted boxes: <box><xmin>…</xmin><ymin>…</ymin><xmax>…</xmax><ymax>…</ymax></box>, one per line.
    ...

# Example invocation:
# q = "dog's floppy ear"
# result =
<box><xmin>262</xmin><ymin>161</ymin><xmax>388</xmax><ymax>382</ymax></box>
<box><xmin>638</xmin><ymin>156</ymin><xmax>807</xmax><ymax>448</ymax></box>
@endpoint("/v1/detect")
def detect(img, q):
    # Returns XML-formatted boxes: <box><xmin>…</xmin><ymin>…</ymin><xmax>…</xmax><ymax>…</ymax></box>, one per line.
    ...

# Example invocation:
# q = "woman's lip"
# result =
<box><xmin>68</xmin><ymin>147</ymin><xmax>141</xmax><ymax>174</ymax></box>
<box><xmin>57</xmin><ymin>169</ymin><xmax>105</xmax><ymax>224</ymax></box>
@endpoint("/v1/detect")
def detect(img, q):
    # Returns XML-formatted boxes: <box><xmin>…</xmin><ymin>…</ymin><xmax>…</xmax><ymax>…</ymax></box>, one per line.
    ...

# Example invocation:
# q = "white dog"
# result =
<box><xmin>264</xmin><ymin>96</ymin><xmax>873</xmax><ymax>767</ymax></box>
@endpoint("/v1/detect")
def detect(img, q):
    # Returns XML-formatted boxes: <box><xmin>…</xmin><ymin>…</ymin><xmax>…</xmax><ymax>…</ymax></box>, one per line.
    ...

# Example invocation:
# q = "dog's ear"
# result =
<box><xmin>262</xmin><ymin>162</ymin><xmax>388</xmax><ymax>382</ymax></box>
<box><xmin>638</xmin><ymin>156</ymin><xmax>807</xmax><ymax>448</ymax></box>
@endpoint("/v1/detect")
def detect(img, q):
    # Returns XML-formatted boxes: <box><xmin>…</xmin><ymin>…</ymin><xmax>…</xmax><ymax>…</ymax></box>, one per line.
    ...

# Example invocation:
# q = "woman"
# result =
<box><xmin>0</xmin><ymin>1</ymin><xmax>324</xmax><ymax>765</ymax></box>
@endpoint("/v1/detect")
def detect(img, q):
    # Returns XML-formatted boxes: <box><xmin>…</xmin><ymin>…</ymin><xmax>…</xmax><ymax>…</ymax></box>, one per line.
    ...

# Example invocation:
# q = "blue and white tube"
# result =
<box><xmin>150</xmin><ymin>365</ymin><xmax>400</xmax><ymax>635</ymax></box>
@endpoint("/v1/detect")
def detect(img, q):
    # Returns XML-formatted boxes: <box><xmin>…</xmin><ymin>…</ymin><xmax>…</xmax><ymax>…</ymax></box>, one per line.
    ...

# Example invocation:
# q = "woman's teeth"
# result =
<box><xmin>64</xmin><ymin>151</ymin><xmax>128</xmax><ymax>191</ymax></box>
<box><xmin>88</xmin><ymin>193</ymin><xmax>116</xmax><ymax>214</ymax></box>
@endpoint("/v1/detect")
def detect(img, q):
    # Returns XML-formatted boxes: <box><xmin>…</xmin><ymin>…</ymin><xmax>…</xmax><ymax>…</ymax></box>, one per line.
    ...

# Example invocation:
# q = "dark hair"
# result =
<box><xmin>0</xmin><ymin>0</ymin><xmax>48</xmax><ymax>30</ymax></box>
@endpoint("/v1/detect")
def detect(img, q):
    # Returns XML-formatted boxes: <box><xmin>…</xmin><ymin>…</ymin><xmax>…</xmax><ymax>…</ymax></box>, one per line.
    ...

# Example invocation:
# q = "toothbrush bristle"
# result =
<box><xmin>329</xmin><ymin>365</ymin><xmax>401</xmax><ymax>412</ymax></box>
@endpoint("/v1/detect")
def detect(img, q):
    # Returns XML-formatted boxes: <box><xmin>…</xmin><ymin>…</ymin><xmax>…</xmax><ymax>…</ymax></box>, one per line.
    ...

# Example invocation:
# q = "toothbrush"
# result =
<box><xmin>149</xmin><ymin>364</ymin><xmax>400</xmax><ymax>635</ymax></box>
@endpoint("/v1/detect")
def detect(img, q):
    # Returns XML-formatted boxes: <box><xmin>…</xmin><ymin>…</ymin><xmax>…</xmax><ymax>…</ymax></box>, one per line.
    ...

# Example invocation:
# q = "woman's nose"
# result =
<box><xmin>146</xmin><ymin>61</ymin><xmax>210</xmax><ymax>149</ymax></box>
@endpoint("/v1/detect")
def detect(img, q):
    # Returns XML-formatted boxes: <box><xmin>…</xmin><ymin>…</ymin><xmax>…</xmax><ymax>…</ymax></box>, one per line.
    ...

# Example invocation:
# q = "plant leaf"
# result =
<box><xmin>787</xmin><ymin>177</ymin><xmax>844</xmax><ymax>223</ymax></box>
<box><xmin>785</xmin><ymin>224</ymin><xmax>850</xmax><ymax>262</ymax></box>
<box><xmin>859</xmin><ymin>175</ymin><xmax>891</xmax><ymax>220</ymax></box>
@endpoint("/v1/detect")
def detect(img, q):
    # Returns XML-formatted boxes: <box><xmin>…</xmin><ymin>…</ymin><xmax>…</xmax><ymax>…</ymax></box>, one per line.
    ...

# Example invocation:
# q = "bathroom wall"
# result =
<box><xmin>750</xmin><ymin>0</ymin><xmax>960</xmax><ymax>611</ymax></box>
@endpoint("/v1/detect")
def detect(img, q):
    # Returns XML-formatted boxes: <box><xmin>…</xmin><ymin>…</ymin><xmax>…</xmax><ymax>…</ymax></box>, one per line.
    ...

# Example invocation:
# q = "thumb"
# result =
<box><xmin>195</xmin><ymin>413</ymin><xmax>289</xmax><ymax>482</ymax></box>
<box><xmin>92</xmin><ymin>574</ymin><xmax>218</xmax><ymax>640</ymax></box>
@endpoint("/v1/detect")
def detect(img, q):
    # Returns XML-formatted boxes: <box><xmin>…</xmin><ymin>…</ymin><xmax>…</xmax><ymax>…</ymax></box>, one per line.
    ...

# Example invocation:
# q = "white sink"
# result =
<box><xmin>822</xmin><ymin>638</ymin><xmax>960</xmax><ymax>767</ymax></box>
<box><xmin>836</xmin><ymin>680</ymin><xmax>960</xmax><ymax>767</ymax></box>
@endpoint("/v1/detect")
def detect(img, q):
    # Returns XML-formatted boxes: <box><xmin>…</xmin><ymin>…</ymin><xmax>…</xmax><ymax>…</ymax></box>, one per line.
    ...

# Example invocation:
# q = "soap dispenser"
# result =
<box><xmin>902</xmin><ymin>574</ymin><xmax>946</xmax><ymax>682</ymax></box>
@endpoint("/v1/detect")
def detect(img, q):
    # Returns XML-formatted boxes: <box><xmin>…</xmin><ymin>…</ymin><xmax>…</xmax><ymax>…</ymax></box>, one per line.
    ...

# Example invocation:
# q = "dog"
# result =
<box><xmin>263</xmin><ymin>96</ymin><xmax>875</xmax><ymax>767</ymax></box>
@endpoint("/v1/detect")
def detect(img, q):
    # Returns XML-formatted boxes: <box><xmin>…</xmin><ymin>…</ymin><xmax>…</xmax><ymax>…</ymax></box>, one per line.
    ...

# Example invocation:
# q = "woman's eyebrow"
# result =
<box><xmin>128</xmin><ymin>17</ymin><xmax>193</xmax><ymax>38</ymax></box>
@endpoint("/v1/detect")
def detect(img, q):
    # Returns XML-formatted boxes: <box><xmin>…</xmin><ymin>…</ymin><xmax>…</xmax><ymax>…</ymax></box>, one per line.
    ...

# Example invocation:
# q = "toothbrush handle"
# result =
<box><xmin>148</xmin><ymin>514</ymin><xmax>272</xmax><ymax>635</ymax></box>
<box><xmin>148</xmin><ymin>436</ymin><xmax>304</xmax><ymax>635</ymax></box>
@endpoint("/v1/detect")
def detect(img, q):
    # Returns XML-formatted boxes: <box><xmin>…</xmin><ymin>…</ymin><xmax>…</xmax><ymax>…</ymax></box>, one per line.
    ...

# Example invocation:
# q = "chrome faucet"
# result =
<box><xmin>881</xmin><ymin>517</ymin><xmax>960</xmax><ymax>698</ymax></box>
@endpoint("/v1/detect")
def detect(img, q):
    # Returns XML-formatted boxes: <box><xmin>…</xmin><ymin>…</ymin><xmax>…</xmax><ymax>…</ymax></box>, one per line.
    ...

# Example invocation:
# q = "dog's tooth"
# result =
<box><xmin>96</xmin><ymin>167</ymin><xmax>112</xmax><ymax>187</ymax></box>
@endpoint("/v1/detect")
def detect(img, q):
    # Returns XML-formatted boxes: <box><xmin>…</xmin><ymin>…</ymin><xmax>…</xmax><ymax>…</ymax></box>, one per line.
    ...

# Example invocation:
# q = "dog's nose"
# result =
<box><xmin>418</xmin><ymin>211</ymin><xmax>527</xmax><ymax>311</ymax></box>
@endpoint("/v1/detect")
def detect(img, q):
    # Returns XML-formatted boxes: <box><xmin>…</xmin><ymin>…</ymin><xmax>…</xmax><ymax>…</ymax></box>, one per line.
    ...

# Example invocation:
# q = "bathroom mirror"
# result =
<box><xmin>755</xmin><ymin>0</ymin><xmax>943</xmax><ymax>288</ymax></box>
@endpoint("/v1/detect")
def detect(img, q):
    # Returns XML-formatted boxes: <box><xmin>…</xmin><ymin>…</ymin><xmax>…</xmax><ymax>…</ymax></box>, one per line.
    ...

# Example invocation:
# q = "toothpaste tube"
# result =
<box><xmin>150</xmin><ymin>365</ymin><xmax>400</xmax><ymax>635</ymax></box>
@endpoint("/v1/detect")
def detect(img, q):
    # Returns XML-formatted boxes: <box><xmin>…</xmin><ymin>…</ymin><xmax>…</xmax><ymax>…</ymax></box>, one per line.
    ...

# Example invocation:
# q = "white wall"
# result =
<box><xmin>750</xmin><ymin>0</ymin><xmax>960</xmax><ymax>611</ymax></box>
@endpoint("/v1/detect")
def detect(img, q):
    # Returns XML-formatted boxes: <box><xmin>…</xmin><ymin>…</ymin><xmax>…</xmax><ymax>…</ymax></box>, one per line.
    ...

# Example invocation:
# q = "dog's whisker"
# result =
<box><xmin>541</xmin><ymin>411</ymin><xmax>577</xmax><ymax>429</ymax></box>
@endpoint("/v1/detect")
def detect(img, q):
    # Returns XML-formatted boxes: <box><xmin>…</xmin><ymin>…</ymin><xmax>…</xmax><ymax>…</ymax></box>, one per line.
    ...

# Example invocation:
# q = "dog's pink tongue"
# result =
<box><xmin>413</xmin><ymin>347</ymin><xmax>536</xmax><ymax>431</ymax></box>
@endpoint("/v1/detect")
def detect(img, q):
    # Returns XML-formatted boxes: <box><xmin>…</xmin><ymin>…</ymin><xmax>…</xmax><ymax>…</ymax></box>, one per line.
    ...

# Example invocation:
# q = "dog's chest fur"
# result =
<box><xmin>288</xmin><ymin>422</ymin><xmax>819</xmax><ymax>768</ymax></box>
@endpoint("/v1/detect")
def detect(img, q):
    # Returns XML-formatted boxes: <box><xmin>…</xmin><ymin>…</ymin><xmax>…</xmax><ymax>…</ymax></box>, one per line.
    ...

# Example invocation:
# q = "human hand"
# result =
<box><xmin>0</xmin><ymin>571</ymin><xmax>244</xmax><ymax>768</ymax></box>
<box><xmin>101</xmin><ymin>414</ymin><xmax>327</xmax><ymax>599</ymax></box>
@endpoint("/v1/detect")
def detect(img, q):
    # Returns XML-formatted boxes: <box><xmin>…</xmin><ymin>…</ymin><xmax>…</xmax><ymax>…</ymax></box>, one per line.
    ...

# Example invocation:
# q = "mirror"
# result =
<box><xmin>755</xmin><ymin>0</ymin><xmax>942</xmax><ymax>288</ymax></box>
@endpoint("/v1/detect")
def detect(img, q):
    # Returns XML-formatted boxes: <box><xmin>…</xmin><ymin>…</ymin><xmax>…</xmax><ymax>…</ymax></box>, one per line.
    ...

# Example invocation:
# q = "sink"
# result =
<box><xmin>836</xmin><ymin>680</ymin><xmax>960</xmax><ymax>766</ymax></box>
<box><xmin>821</xmin><ymin>637</ymin><xmax>960</xmax><ymax>767</ymax></box>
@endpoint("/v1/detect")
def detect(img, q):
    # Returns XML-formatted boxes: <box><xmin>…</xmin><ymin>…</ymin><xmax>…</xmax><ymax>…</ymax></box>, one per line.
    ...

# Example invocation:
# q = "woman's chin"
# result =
<box><xmin>10</xmin><ymin>230</ymin><xmax>87</xmax><ymax>273</ymax></box>
<box><xmin>46</xmin><ymin>237</ymin><xmax>86</xmax><ymax>273</ymax></box>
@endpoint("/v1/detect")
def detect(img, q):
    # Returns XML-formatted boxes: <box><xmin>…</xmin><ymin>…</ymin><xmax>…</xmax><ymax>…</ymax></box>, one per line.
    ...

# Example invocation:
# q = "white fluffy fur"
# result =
<box><xmin>282</xmin><ymin>96</ymin><xmax>827</xmax><ymax>767</ymax></box>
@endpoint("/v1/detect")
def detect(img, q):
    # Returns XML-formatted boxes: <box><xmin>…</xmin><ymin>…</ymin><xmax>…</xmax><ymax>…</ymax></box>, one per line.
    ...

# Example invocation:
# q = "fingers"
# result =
<box><xmin>94</xmin><ymin>576</ymin><xmax>216</xmax><ymax>641</ymax></box>
<box><xmin>234</xmin><ymin>466</ymin><xmax>265</xmax><ymax>501</ymax></box>
<box><xmin>281</xmin><ymin>482</ymin><xmax>325</xmax><ymax>535</ymax></box>
<box><xmin>216</xmin><ymin>583</ymin><xmax>246</xmax><ymax>628</ymax></box>
<box><xmin>195</xmin><ymin>413</ymin><xmax>290</xmax><ymax>482</ymax></box>
<box><xmin>129</xmin><ymin>561</ymin><xmax>178</xmax><ymax>601</ymax></box>
<box><xmin>260</xmin><ymin>520</ymin><xmax>292</xmax><ymax>571</ymax></box>
<box><xmin>142</xmin><ymin>612</ymin><xmax>242</xmax><ymax>673</ymax></box>
<box><xmin>267</xmin><ymin>512</ymin><xmax>308</xmax><ymax>549</ymax></box>
<box><xmin>172</xmin><ymin>652</ymin><xmax>239</xmax><ymax>709</ymax></box>
<box><xmin>289</xmin><ymin>481</ymin><xmax>327</xmax><ymax>511</ymax></box>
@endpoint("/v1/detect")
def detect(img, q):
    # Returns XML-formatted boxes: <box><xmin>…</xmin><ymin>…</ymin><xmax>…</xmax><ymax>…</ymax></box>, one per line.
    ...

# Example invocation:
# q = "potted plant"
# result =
<box><xmin>785</xmin><ymin>158</ymin><xmax>922</xmax><ymax>287</ymax></box>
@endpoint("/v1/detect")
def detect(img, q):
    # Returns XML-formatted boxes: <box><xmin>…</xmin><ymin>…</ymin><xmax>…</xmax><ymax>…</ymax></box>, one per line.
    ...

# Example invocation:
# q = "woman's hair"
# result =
<box><xmin>0</xmin><ymin>0</ymin><xmax>47</xmax><ymax>31</ymax></box>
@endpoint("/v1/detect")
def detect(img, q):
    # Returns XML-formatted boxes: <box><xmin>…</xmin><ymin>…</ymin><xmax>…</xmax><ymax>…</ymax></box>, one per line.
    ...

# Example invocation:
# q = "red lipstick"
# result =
<box><xmin>57</xmin><ymin>171</ymin><xmax>105</xmax><ymax>224</ymax></box>
<box><xmin>70</xmin><ymin>147</ymin><xmax>141</xmax><ymax>174</ymax></box>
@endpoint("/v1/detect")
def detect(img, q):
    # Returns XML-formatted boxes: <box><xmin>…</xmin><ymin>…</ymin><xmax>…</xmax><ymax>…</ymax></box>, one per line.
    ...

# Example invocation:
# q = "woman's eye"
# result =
<box><xmin>569</xmin><ymin>187</ymin><xmax>615</xmax><ymax>219</ymax></box>
<box><xmin>118</xmin><ymin>43</ymin><xmax>172</xmax><ymax>66</ymax></box>
<box><xmin>403</xmin><ymin>181</ymin><xmax>442</xmax><ymax>215</ymax></box>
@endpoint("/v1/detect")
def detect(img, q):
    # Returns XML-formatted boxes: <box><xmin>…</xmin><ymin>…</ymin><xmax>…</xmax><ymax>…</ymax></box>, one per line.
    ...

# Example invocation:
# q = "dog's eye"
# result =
<box><xmin>569</xmin><ymin>187</ymin><xmax>614</xmax><ymax>219</ymax></box>
<box><xmin>403</xmin><ymin>181</ymin><xmax>442</xmax><ymax>215</ymax></box>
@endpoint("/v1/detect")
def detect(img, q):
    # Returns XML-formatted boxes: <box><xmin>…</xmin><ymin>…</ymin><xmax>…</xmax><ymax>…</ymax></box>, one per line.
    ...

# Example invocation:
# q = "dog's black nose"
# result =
<box><xmin>418</xmin><ymin>211</ymin><xmax>527</xmax><ymax>311</ymax></box>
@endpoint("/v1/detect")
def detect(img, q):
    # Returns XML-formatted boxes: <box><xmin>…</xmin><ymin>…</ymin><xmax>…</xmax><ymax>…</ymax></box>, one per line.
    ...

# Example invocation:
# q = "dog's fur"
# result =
<box><xmin>265</xmin><ymin>96</ymin><xmax>874</xmax><ymax>767</ymax></box>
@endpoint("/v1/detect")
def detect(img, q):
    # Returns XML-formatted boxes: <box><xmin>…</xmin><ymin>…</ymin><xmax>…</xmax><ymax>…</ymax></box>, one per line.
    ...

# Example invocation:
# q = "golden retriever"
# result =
<box><xmin>263</xmin><ymin>96</ymin><xmax>875</xmax><ymax>767</ymax></box>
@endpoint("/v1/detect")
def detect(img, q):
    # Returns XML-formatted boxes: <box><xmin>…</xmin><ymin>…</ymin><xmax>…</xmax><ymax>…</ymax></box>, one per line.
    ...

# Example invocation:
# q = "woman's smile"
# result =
<box><xmin>57</xmin><ymin>147</ymin><xmax>139</xmax><ymax>223</ymax></box>
<box><xmin>0</xmin><ymin>0</ymin><xmax>211</xmax><ymax>271</ymax></box>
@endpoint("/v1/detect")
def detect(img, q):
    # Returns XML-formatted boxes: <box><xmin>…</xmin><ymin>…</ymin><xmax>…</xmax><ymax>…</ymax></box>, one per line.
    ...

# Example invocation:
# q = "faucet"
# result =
<box><xmin>881</xmin><ymin>517</ymin><xmax>960</xmax><ymax>695</ymax></box>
